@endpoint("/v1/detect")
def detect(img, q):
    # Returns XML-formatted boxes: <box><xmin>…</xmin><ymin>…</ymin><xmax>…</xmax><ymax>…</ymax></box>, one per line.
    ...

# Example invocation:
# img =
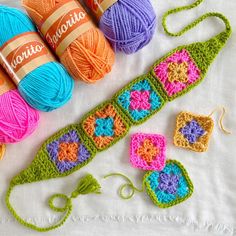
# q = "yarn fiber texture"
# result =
<box><xmin>22</xmin><ymin>0</ymin><xmax>115</xmax><ymax>83</ymax></box>
<box><xmin>0</xmin><ymin>5</ymin><xmax>74</xmax><ymax>112</ymax></box>
<box><xmin>0</xmin><ymin>89</ymin><xmax>40</xmax><ymax>143</ymax></box>
<box><xmin>97</xmin><ymin>0</ymin><xmax>157</xmax><ymax>54</ymax></box>
<box><xmin>0</xmin><ymin>65</ymin><xmax>39</xmax><ymax>143</ymax></box>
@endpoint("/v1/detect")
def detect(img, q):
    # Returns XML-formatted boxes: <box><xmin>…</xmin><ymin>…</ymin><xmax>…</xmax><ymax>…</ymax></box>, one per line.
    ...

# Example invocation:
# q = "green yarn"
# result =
<box><xmin>104</xmin><ymin>173</ymin><xmax>144</xmax><ymax>200</ymax></box>
<box><xmin>5</xmin><ymin>0</ymin><xmax>232</xmax><ymax>232</ymax></box>
<box><xmin>6</xmin><ymin>174</ymin><xmax>101</xmax><ymax>232</ymax></box>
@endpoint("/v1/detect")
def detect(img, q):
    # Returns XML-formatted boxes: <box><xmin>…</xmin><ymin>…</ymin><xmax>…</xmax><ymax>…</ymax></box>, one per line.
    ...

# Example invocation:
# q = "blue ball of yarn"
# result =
<box><xmin>99</xmin><ymin>0</ymin><xmax>157</xmax><ymax>54</ymax></box>
<box><xmin>0</xmin><ymin>5</ymin><xmax>74</xmax><ymax>112</ymax></box>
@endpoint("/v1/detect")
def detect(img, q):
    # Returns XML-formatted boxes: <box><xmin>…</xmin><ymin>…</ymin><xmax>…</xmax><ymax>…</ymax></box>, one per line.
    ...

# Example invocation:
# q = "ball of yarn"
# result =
<box><xmin>22</xmin><ymin>0</ymin><xmax>115</xmax><ymax>83</ymax></box>
<box><xmin>0</xmin><ymin>6</ymin><xmax>74</xmax><ymax>112</ymax></box>
<box><xmin>98</xmin><ymin>0</ymin><xmax>157</xmax><ymax>54</ymax></box>
<box><xmin>0</xmin><ymin>88</ymin><xmax>40</xmax><ymax>144</ymax></box>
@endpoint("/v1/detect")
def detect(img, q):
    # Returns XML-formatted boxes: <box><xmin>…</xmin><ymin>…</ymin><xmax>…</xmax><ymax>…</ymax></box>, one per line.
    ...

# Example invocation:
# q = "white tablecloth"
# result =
<box><xmin>0</xmin><ymin>0</ymin><xmax>236</xmax><ymax>235</ymax></box>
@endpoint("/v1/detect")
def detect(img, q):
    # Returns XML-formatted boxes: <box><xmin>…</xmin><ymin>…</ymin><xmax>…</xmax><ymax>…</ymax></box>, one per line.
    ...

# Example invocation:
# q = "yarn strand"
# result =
<box><xmin>162</xmin><ymin>0</ymin><xmax>231</xmax><ymax>37</ymax></box>
<box><xmin>104</xmin><ymin>173</ymin><xmax>143</xmax><ymax>200</ymax></box>
<box><xmin>6</xmin><ymin>174</ymin><xmax>101</xmax><ymax>232</ymax></box>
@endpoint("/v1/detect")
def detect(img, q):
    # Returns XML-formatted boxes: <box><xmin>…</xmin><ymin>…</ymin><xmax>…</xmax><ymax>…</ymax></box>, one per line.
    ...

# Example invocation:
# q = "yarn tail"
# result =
<box><xmin>162</xmin><ymin>0</ymin><xmax>232</xmax><ymax>75</ymax></box>
<box><xmin>5</xmin><ymin>174</ymin><xmax>101</xmax><ymax>232</ymax></box>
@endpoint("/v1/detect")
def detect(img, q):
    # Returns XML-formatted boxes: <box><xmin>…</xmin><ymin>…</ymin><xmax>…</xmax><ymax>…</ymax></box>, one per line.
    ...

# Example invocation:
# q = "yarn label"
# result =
<box><xmin>0</xmin><ymin>66</ymin><xmax>15</xmax><ymax>95</ymax></box>
<box><xmin>0</xmin><ymin>32</ymin><xmax>55</xmax><ymax>84</ymax></box>
<box><xmin>39</xmin><ymin>0</ymin><xmax>95</xmax><ymax>57</ymax></box>
<box><xmin>85</xmin><ymin>0</ymin><xmax>118</xmax><ymax>19</ymax></box>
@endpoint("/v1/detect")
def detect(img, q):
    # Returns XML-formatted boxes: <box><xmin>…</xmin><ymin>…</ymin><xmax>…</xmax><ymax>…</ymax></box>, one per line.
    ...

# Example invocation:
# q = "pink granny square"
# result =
<box><xmin>154</xmin><ymin>49</ymin><xmax>200</xmax><ymax>98</ymax></box>
<box><xmin>130</xmin><ymin>133</ymin><xmax>166</xmax><ymax>171</ymax></box>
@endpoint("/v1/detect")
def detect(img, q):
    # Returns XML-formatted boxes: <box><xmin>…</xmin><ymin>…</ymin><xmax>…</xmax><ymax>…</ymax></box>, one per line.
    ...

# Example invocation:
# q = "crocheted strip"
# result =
<box><xmin>174</xmin><ymin>112</ymin><xmax>214</xmax><ymax>152</ymax></box>
<box><xmin>114</xmin><ymin>75</ymin><xmax>167</xmax><ymax>125</ymax></box>
<box><xmin>80</xmin><ymin>101</ymin><xmax>130</xmax><ymax>151</ymax></box>
<box><xmin>143</xmin><ymin>160</ymin><xmax>194</xmax><ymax>208</ymax></box>
<box><xmin>11</xmin><ymin>125</ymin><xmax>97</xmax><ymax>186</ymax></box>
<box><xmin>130</xmin><ymin>133</ymin><xmax>166</xmax><ymax>171</ymax></box>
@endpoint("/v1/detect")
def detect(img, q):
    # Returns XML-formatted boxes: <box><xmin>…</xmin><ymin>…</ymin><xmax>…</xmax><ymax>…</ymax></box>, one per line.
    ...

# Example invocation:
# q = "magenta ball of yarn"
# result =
<box><xmin>99</xmin><ymin>0</ymin><xmax>157</xmax><ymax>54</ymax></box>
<box><xmin>0</xmin><ymin>89</ymin><xmax>40</xmax><ymax>143</ymax></box>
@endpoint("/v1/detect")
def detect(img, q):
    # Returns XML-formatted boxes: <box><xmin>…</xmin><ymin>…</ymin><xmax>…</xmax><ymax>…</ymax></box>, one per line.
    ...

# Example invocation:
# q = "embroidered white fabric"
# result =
<box><xmin>0</xmin><ymin>0</ymin><xmax>236</xmax><ymax>235</ymax></box>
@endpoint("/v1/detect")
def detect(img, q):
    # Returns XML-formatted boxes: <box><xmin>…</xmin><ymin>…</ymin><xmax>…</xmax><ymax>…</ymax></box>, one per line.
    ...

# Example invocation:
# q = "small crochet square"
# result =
<box><xmin>144</xmin><ymin>160</ymin><xmax>193</xmax><ymax>208</ymax></box>
<box><xmin>46</xmin><ymin>128</ymin><xmax>93</xmax><ymax>173</ymax></box>
<box><xmin>82</xmin><ymin>102</ymin><xmax>129</xmax><ymax>151</ymax></box>
<box><xmin>130</xmin><ymin>133</ymin><xmax>166</xmax><ymax>171</ymax></box>
<box><xmin>116</xmin><ymin>76</ymin><xmax>165</xmax><ymax>124</ymax></box>
<box><xmin>153</xmin><ymin>49</ymin><xmax>201</xmax><ymax>100</ymax></box>
<box><xmin>174</xmin><ymin>112</ymin><xmax>214</xmax><ymax>152</ymax></box>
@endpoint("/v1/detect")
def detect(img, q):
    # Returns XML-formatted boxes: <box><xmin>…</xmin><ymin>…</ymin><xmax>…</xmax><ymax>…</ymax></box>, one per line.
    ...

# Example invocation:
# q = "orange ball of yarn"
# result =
<box><xmin>22</xmin><ymin>0</ymin><xmax>115</xmax><ymax>83</ymax></box>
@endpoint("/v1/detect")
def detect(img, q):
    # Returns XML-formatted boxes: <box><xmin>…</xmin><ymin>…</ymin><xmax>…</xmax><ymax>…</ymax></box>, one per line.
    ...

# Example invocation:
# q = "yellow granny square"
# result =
<box><xmin>174</xmin><ymin>112</ymin><xmax>214</xmax><ymax>152</ymax></box>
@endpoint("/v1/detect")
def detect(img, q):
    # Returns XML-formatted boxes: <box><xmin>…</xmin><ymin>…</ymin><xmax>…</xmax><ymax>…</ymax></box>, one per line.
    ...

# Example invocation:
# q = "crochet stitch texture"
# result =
<box><xmin>130</xmin><ymin>133</ymin><xmax>166</xmax><ymax>171</ymax></box>
<box><xmin>174</xmin><ymin>111</ymin><xmax>214</xmax><ymax>152</ymax></box>
<box><xmin>5</xmin><ymin>0</ymin><xmax>232</xmax><ymax>232</ymax></box>
<box><xmin>144</xmin><ymin>160</ymin><xmax>194</xmax><ymax>208</ymax></box>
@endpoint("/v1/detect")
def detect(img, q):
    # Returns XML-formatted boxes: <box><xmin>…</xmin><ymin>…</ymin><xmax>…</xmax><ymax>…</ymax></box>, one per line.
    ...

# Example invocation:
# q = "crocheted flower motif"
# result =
<box><xmin>130</xmin><ymin>133</ymin><xmax>166</xmax><ymax>171</ymax></box>
<box><xmin>158</xmin><ymin>173</ymin><xmax>179</xmax><ymax>194</ymax></box>
<box><xmin>95</xmin><ymin>118</ymin><xmax>114</xmax><ymax>137</ymax></box>
<box><xmin>144</xmin><ymin>160</ymin><xmax>193</xmax><ymax>208</ymax></box>
<box><xmin>174</xmin><ymin>112</ymin><xmax>214</xmax><ymax>152</ymax></box>
<box><xmin>47</xmin><ymin>130</ymin><xmax>91</xmax><ymax>173</ymax></box>
<box><xmin>117</xmin><ymin>77</ymin><xmax>165</xmax><ymax>124</ymax></box>
<box><xmin>168</xmin><ymin>62</ymin><xmax>188</xmax><ymax>83</ymax></box>
<box><xmin>154</xmin><ymin>49</ymin><xmax>200</xmax><ymax>99</ymax></box>
<box><xmin>82</xmin><ymin>103</ymin><xmax>129</xmax><ymax>150</ymax></box>
<box><xmin>180</xmin><ymin>120</ymin><xmax>205</xmax><ymax>144</ymax></box>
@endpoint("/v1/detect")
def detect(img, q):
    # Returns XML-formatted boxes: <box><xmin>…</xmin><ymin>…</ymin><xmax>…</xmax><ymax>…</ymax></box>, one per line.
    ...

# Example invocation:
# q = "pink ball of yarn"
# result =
<box><xmin>0</xmin><ymin>67</ymin><xmax>40</xmax><ymax>143</ymax></box>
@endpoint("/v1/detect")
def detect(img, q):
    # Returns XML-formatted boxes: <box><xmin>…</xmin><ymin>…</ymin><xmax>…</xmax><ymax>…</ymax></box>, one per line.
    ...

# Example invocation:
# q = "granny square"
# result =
<box><xmin>81</xmin><ymin>102</ymin><xmax>130</xmax><ymax>151</ymax></box>
<box><xmin>152</xmin><ymin>49</ymin><xmax>201</xmax><ymax>100</ymax></box>
<box><xmin>144</xmin><ymin>160</ymin><xmax>194</xmax><ymax>208</ymax></box>
<box><xmin>130</xmin><ymin>133</ymin><xmax>166</xmax><ymax>171</ymax></box>
<box><xmin>46</xmin><ymin>127</ymin><xmax>94</xmax><ymax>173</ymax></box>
<box><xmin>174</xmin><ymin>111</ymin><xmax>214</xmax><ymax>152</ymax></box>
<box><xmin>116</xmin><ymin>75</ymin><xmax>166</xmax><ymax>124</ymax></box>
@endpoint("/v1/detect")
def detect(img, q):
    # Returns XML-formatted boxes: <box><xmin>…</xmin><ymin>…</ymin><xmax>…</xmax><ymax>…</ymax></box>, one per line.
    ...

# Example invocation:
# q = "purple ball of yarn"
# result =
<box><xmin>99</xmin><ymin>0</ymin><xmax>157</xmax><ymax>54</ymax></box>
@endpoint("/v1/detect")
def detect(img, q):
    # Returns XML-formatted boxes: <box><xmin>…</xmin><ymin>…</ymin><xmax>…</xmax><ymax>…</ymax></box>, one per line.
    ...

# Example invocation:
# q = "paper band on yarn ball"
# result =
<box><xmin>0</xmin><ymin>66</ymin><xmax>15</xmax><ymax>96</ymax></box>
<box><xmin>0</xmin><ymin>32</ymin><xmax>55</xmax><ymax>85</ymax></box>
<box><xmin>38</xmin><ymin>0</ymin><xmax>95</xmax><ymax>57</ymax></box>
<box><xmin>85</xmin><ymin>0</ymin><xmax>118</xmax><ymax>20</ymax></box>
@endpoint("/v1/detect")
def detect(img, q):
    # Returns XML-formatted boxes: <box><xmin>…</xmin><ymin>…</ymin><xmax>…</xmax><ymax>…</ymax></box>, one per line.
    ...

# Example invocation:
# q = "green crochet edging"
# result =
<box><xmin>113</xmin><ymin>74</ymin><xmax>167</xmax><ymax>125</ymax></box>
<box><xmin>80</xmin><ymin>100</ymin><xmax>131</xmax><ymax>152</ymax></box>
<box><xmin>5</xmin><ymin>0</ymin><xmax>232</xmax><ymax>232</ymax></box>
<box><xmin>143</xmin><ymin>160</ymin><xmax>194</xmax><ymax>208</ymax></box>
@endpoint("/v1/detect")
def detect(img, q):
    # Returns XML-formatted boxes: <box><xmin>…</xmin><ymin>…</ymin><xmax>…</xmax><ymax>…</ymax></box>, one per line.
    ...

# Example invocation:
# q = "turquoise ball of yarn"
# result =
<box><xmin>0</xmin><ymin>6</ymin><xmax>74</xmax><ymax>112</ymax></box>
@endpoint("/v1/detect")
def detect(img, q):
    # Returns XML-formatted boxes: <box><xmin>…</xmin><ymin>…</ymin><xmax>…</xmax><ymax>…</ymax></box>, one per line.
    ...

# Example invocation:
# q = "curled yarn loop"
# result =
<box><xmin>0</xmin><ymin>5</ymin><xmax>74</xmax><ymax>112</ymax></box>
<box><xmin>22</xmin><ymin>0</ymin><xmax>115</xmax><ymax>83</ymax></box>
<box><xmin>104</xmin><ymin>173</ymin><xmax>143</xmax><ymax>199</ymax></box>
<box><xmin>6</xmin><ymin>174</ymin><xmax>101</xmax><ymax>232</ymax></box>
<box><xmin>208</xmin><ymin>107</ymin><xmax>232</xmax><ymax>134</ymax></box>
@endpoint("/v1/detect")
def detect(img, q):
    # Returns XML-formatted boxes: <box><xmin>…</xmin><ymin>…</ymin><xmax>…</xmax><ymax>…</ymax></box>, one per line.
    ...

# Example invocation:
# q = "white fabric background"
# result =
<box><xmin>0</xmin><ymin>0</ymin><xmax>236</xmax><ymax>235</ymax></box>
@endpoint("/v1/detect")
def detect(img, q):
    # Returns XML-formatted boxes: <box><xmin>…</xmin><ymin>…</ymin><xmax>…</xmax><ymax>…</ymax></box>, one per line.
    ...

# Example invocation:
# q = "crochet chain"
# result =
<box><xmin>162</xmin><ymin>0</ymin><xmax>231</xmax><ymax>37</ymax></box>
<box><xmin>5</xmin><ymin>0</ymin><xmax>232</xmax><ymax>232</ymax></box>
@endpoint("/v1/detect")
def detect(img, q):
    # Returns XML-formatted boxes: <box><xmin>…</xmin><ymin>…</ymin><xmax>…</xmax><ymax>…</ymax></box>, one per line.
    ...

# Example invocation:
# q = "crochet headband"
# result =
<box><xmin>6</xmin><ymin>0</ymin><xmax>232</xmax><ymax>232</ymax></box>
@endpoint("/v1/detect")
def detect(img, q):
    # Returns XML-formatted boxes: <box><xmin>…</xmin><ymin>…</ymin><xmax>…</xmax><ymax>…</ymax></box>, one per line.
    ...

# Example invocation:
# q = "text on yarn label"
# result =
<box><xmin>0</xmin><ymin>32</ymin><xmax>55</xmax><ymax>84</ymax></box>
<box><xmin>40</xmin><ymin>0</ymin><xmax>95</xmax><ymax>57</ymax></box>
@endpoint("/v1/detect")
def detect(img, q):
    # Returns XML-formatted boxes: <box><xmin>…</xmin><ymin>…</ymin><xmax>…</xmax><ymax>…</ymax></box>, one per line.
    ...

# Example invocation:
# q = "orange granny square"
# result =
<box><xmin>174</xmin><ymin>112</ymin><xmax>214</xmax><ymax>152</ymax></box>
